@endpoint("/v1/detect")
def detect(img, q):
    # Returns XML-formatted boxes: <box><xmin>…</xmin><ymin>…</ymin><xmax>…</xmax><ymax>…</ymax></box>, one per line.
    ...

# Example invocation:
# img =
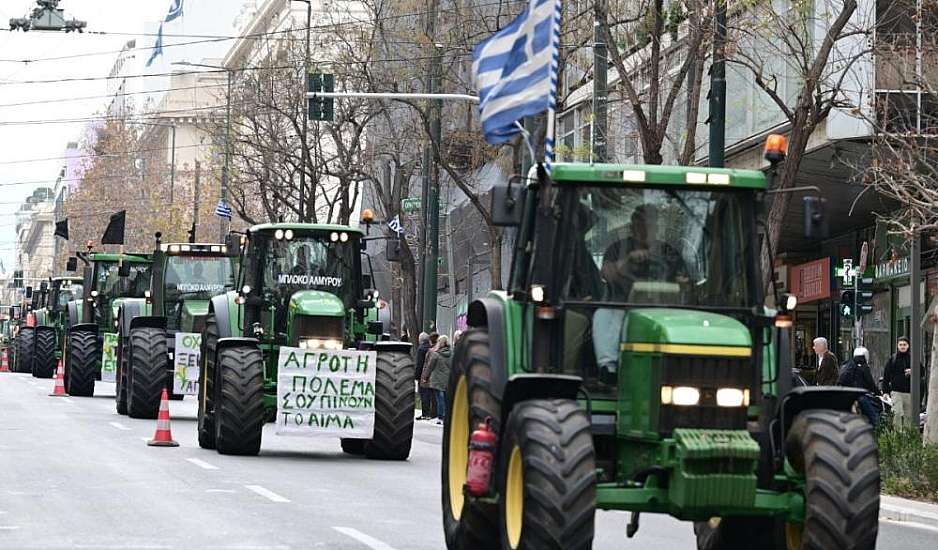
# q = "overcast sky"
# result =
<box><xmin>0</xmin><ymin>0</ymin><xmax>242</xmax><ymax>274</ymax></box>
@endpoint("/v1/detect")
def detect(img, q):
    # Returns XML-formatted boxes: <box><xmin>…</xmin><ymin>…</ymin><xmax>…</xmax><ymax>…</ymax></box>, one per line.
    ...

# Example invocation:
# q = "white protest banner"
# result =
<box><xmin>101</xmin><ymin>332</ymin><xmax>118</xmax><ymax>382</ymax></box>
<box><xmin>173</xmin><ymin>332</ymin><xmax>201</xmax><ymax>395</ymax></box>
<box><xmin>276</xmin><ymin>347</ymin><xmax>377</xmax><ymax>438</ymax></box>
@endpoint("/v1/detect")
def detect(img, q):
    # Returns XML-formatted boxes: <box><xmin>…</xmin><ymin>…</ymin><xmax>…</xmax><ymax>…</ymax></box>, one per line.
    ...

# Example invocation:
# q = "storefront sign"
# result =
<box><xmin>789</xmin><ymin>258</ymin><xmax>831</xmax><ymax>304</ymax></box>
<box><xmin>875</xmin><ymin>257</ymin><xmax>910</xmax><ymax>280</ymax></box>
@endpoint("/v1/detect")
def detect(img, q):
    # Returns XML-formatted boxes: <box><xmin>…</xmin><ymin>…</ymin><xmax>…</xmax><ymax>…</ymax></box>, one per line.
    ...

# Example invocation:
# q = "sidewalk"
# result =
<box><xmin>880</xmin><ymin>495</ymin><xmax>938</xmax><ymax>528</ymax></box>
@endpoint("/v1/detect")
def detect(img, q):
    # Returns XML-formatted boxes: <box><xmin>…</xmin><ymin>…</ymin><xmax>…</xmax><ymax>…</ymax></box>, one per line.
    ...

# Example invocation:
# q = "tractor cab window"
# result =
<box><xmin>57</xmin><ymin>283</ymin><xmax>82</xmax><ymax>307</ymax></box>
<box><xmin>95</xmin><ymin>262</ymin><xmax>151</xmax><ymax>299</ymax></box>
<box><xmin>163</xmin><ymin>256</ymin><xmax>234</xmax><ymax>329</ymax></box>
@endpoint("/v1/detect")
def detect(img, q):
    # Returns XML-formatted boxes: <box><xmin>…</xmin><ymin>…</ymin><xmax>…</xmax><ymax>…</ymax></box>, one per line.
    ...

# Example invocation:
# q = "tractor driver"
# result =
<box><xmin>593</xmin><ymin>204</ymin><xmax>689</xmax><ymax>383</ymax></box>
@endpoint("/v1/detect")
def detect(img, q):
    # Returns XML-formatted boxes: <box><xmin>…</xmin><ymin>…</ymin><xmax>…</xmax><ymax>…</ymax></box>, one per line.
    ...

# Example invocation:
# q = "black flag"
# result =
<box><xmin>101</xmin><ymin>210</ymin><xmax>126</xmax><ymax>245</ymax></box>
<box><xmin>54</xmin><ymin>219</ymin><xmax>69</xmax><ymax>240</ymax></box>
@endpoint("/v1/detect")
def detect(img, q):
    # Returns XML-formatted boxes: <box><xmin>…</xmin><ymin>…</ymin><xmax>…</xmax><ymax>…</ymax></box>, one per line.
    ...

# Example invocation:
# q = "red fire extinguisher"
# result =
<box><xmin>466</xmin><ymin>417</ymin><xmax>497</xmax><ymax>497</ymax></box>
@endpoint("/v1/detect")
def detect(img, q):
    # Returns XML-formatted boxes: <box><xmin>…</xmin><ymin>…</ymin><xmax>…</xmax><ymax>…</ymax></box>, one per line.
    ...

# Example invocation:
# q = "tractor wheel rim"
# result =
<box><xmin>447</xmin><ymin>375</ymin><xmax>469</xmax><ymax>520</ymax></box>
<box><xmin>785</xmin><ymin>522</ymin><xmax>803</xmax><ymax>550</ymax></box>
<box><xmin>505</xmin><ymin>445</ymin><xmax>524</xmax><ymax>549</ymax></box>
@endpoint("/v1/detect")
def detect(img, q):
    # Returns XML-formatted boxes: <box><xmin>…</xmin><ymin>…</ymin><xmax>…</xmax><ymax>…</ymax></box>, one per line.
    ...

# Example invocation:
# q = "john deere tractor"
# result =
<box><xmin>64</xmin><ymin>253</ymin><xmax>152</xmax><ymax>397</ymax></box>
<box><xmin>197</xmin><ymin>223</ymin><xmax>414</xmax><ymax>459</ymax></box>
<box><xmin>441</xmin><ymin>139</ymin><xmax>879</xmax><ymax>550</ymax></box>
<box><xmin>31</xmin><ymin>277</ymin><xmax>83</xmax><ymax>378</ymax></box>
<box><xmin>12</xmin><ymin>285</ymin><xmax>43</xmax><ymax>374</ymax></box>
<box><xmin>115</xmin><ymin>240</ymin><xmax>235</xmax><ymax>418</ymax></box>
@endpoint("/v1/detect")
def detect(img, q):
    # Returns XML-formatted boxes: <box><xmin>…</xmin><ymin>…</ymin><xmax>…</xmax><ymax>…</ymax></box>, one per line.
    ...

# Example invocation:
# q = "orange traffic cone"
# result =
<box><xmin>0</xmin><ymin>350</ymin><xmax>10</xmax><ymax>372</ymax></box>
<box><xmin>49</xmin><ymin>360</ymin><xmax>67</xmax><ymax>396</ymax></box>
<box><xmin>148</xmin><ymin>388</ymin><xmax>179</xmax><ymax>447</ymax></box>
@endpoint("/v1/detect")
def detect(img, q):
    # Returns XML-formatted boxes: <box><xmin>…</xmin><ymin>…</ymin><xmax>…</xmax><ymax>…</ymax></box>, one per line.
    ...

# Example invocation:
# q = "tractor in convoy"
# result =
<box><xmin>12</xmin><ymin>285</ymin><xmax>43</xmax><ymax>375</ymax></box>
<box><xmin>197</xmin><ymin>222</ymin><xmax>414</xmax><ymax>459</ymax></box>
<box><xmin>64</xmin><ymin>252</ymin><xmax>152</xmax><ymax>397</ymax></box>
<box><xmin>30</xmin><ymin>276</ymin><xmax>83</xmax><ymax>378</ymax></box>
<box><xmin>441</xmin><ymin>137</ymin><xmax>879</xmax><ymax>550</ymax></box>
<box><xmin>115</xmin><ymin>237</ymin><xmax>235</xmax><ymax>418</ymax></box>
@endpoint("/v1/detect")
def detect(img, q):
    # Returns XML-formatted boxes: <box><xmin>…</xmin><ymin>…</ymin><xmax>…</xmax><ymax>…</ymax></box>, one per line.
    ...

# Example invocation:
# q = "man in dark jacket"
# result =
<box><xmin>415</xmin><ymin>332</ymin><xmax>435</xmax><ymax>420</ymax></box>
<box><xmin>838</xmin><ymin>346</ymin><xmax>880</xmax><ymax>426</ymax></box>
<box><xmin>882</xmin><ymin>336</ymin><xmax>923</xmax><ymax>427</ymax></box>
<box><xmin>813</xmin><ymin>337</ymin><xmax>839</xmax><ymax>386</ymax></box>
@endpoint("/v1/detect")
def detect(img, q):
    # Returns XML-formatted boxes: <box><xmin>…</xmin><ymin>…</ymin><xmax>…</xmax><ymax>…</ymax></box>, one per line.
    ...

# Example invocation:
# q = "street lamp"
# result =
<box><xmin>173</xmin><ymin>61</ymin><xmax>233</xmax><ymax>240</ymax></box>
<box><xmin>9</xmin><ymin>0</ymin><xmax>86</xmax><ymax>32</ymax></box>
<box><xmin>291</xmin><ymin>0</ymin><xmax>313</xmax><ymax>222</ymax></box>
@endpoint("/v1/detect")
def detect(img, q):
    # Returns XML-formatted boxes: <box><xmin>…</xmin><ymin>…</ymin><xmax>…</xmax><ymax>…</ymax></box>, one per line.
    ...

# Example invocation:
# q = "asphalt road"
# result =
<box><xmin>1</xmin><ymin>371</ymin><xmax>935</xmax><ymax>550</ymax></box>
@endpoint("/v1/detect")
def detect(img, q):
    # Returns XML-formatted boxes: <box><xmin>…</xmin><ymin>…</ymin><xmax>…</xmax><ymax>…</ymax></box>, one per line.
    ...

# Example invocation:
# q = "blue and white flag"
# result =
<box><xmin>214</xmin><ymin>199</ymin><xmax>232</xmax><ymax>220</ymax></box>
<box><xmin>472</xmin><ymin>0</ymin><xmax>561</xmax><ymax>145</ymax></box>
<box><xmin>165</xmin><ymin>0</ymin><xmax>184</xmax><ymax>23</ymax></box>
<box><xmin>146</xmin><ymin>23</ymin><xmax>164</xmax><ymax>67</ymax></box>
<box><xmin>387</xmin><ymin>215</ymin><xmax>403</xmax><ymax>235</ymax></box>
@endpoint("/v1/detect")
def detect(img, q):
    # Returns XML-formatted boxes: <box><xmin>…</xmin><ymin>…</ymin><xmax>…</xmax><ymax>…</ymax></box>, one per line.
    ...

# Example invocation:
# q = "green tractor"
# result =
<box><xmin>64</xmin><ymin>252</ymin><xmax>152</xmax><ymax>397</ymax></box>
<box><xmin>197</xmin><ymin>223</ymin><xmax>414</xmax><ymax>459</ymax></box>
<box><xmin>115</xmin><ymin>238</ymin><xmax>235</xmax><ymax>418</ymax></box>
<box><xmin>441</xmin><ymin>142</ymin><xmax>879</xmax><ymax>549</ymax></box>
<box><xmin>31</xmin><ymin>277</ymin><xmax>84</xmax><ymax>378</ymax></box>
<box><xmin>13</xmin><ymin>285</ymin><xmax>42</xmax><ymax>375</ymax></box>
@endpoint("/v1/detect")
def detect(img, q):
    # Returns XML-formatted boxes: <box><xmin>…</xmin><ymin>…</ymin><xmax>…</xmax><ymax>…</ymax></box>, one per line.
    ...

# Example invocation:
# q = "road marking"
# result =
<box><xmin>245</xmin><ymin>485</ymin><xmax>290</xmax><ymax>503</ymax></box>
<box><xmin>0</xmin><ymin>526</ymin><xmax>21</xmax><ymax>530</ymax></box>
<box><xmin>108</xmin><ymin>421</ymin><xmax>131</xmax><ymax>431</ymax></box>
<box><xmin>205</xmin><ymin>489</ymin><xmax>237</xmax><ymax>493</ymax></box>
<box><xmin>881</xmin><ymin>518</ymin><xmax>938</xmax><ymax>533</ymax></box>
<box><xmin>333</xmin><ymin>527</ymin><xmax>399</xmax><ymax>550</ymax></box>
<box><xmin>185</xmin><ymin>458</ymin><xmax>218</xmax><ymax>470</ymax></box>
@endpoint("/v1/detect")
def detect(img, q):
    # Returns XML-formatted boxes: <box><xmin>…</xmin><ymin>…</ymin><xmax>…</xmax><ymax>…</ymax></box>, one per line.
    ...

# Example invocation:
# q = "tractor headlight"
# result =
<box><xmin>275</xmin><ymin>229</ymin><xmax>284</xmax><ymax>240</ymax></box>
<box><xmin>90</xmin><ymin>290</ymin><xmax>99</xmax><ymax>298</ymax></box>
<box><xmin>716</xmin><ymin>388</ymin><xmax>750</xmax><ymax>408</ymax></box>
<box><xmin>298</xmin><ymin>338</ymin><xmax>343</xmax><ymax>351</ymax></box>
<box><xmin>284</xmin><ymin>229</ymin><xmax>294</xmax><ymax>240</ymax></box>
<box><xmin>661</xmin><ymin>385</ymin><xmax>700</xmax><ymax>406</ymax></box>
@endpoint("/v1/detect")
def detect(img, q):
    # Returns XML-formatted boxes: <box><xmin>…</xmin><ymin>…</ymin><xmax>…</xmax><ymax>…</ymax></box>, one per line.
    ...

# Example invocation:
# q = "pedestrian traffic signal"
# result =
<box><xmin>307</xmin><ymin>73</ymin><xmax>335</xmax><ymax>122</ymax></box>
<box><xmin>857</xmin><ymin>277</ymin><xmax>874</xmax><ymax>316</ymax></box>
<box><xmin>840</xmin><ymin>290</ymin><xmax>855</xmax><ymax>319</ymax></box>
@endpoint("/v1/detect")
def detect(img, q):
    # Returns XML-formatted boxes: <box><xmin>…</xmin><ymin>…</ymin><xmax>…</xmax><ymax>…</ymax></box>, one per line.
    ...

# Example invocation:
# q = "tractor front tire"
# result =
<box><xmin>127</xmin><ymin>327</ymin><xmax>167</xmax><ymax>419</ymax></box>
<box><xmin>214</xmin><ymin>346</ymin><xmax>265</xmax><ymax>456</ymax></box>
<box><xmin>442</xmin><ymin>329</ymin><xmax>500</xmax><ymax>550</ymax></box>
<box><xmin>785</xmin><ymin>409</ymin><xmax>880</xmax><ymax>550</ymax></box>
<box><xmin>116</xmin><ymin>335</ymin><xmax>128</xmax><ymax>415</ymax></box>
<box><xmin>15</xmin><ymin>328</ymin><xmax>34</xmax><ymax>374</ymax></box>
<box><xmin>497</xmin><ymin>399</ymin><xmax>595</xmax><ymax>550</ymax></box>
<box><xmin>340</xmin><ymin>438</ymin><xmax>367</xmax><ymax>456</ymax></box>
<box><xmin>32</xmin><ymin>329</ymin><xmax>56</xmax><ymax>378</ymax></box>
<box><xmin>66</xmin><ymin>331</ymin><xmax>97</xmax><ymax>397</ymax></box>
<box><xmin>362</xmin><ymin>351</ymin><xmax>414</xmax><ymax>460</ymax></box>
<box><xmin>197</xmin><ymin>313</ymin><xmax>219</xmax><ymax>450</ymax></box>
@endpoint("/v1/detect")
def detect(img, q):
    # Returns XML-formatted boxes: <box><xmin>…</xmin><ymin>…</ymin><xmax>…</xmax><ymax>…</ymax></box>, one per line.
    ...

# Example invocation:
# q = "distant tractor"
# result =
<box><xmin>13</xmin><ymin>286</ymin><xmax>40</xmax><ymax>374</ymax></box>
<box><xmin>116</xmin><ymin>239</ymin><xmax>235</xmax><ymax>418</ymax></box>
<box><xmin>197</xmin><ymin>223</ymin><xmax>414</xmax><ymax>459</ymax></box>
<box><xmin>441</xmin><ymin>138</ymin><xmax>880</xmax><ymax>549</ymax></box>
<box><xmin>64</xmin><ymin>252</ymin><xmax>152</xmax><ymax>397</ymax></box>
<box><xmin>31</xmin><ymin>277</ymin><xmax>83</xmax><ymax>378</ymax></box>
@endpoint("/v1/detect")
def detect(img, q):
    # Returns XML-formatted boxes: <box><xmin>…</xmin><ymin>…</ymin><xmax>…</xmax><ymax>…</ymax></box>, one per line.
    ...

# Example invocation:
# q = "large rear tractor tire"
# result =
<box><xmin>360</xmin><ymin>351</ymin><xmax>414</xmax><ymax>460</ymax></box>
<box><xmin>340</xmin><ymin>438</ymin><xmax>367</xmax><ymax>456</ymax></box>
<box><xmin>32</xmin><ymin>329</ymin><xmax>56</xmax><ymax>378</ymax></box>
<box><xmin>214</xmin><ymin>346</ymin><xmax>265</xmax><ymax>456</ymax></box>
<box><xmin>127</xmin><ymin>327</ymin><xmax>168</xmax><ymax>419</ymax></box>
<box><xmin>15</xmin><ymin>328</ymin><xmax>34</xmax><ymax>374</ymax></box>
<box><xmin>497</xmin><ymin>399</ymin><xmax>595</xmax><ymax>550</ymax></box>
<box><xmin>197</xmin><ymin>312</ymin><xmax>219</xmax><ymax>449</ymax></box>
<box><xmin>442</xmin><ymin>329</ymin><xmax>501</xmax><ymax>550</ymax></box>
<box><xmin>65</xmin><ymin>331</ymin><xmax>97</xmax><ymax>397</ymax></box>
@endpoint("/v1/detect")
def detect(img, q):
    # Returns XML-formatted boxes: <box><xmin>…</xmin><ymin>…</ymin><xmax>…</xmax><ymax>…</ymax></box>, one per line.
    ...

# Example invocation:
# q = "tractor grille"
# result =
<box><xmin>657</xmin><ymin>354</ymin><xmax>752</xmax><ymax>436</ymax></box>
<box><xmin>294</xmin><ymin>315</ymin><xmax>343</xmax><ymax>340</ymax></box>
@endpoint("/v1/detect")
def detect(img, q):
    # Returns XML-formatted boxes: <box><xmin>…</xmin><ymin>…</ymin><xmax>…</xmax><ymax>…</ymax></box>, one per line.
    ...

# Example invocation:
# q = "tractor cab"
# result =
<box><xmin>82</xmin><ymin>254</ymin><xmax>152</xmax><ymax>332</ymax></box>
<box><xmin>46</xmin><ymin>277</ymin><xmax>83</xmax><ymax>320</ymax></box>
<box><xmin>150</xmin><ymin>242</ymin><xmax>235</xmax><ymax>332</ymax></box>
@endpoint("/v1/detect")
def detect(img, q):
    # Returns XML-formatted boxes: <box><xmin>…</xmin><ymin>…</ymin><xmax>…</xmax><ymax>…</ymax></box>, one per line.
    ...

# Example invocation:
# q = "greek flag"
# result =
<box><xmin>165</xmin><ymin>0</ymin><xmax>184</xmax><ymax>23</ymax></box>
<box><xmin>146</xmin><ymin>23</ymin><xmax>164</xmax><ymax>67</ymax></box>
<box><xmin>387</xmin><ymin>215</ymin><xmax>403</xmax><ymax>235</ymax></box>
<box><xmin>214</xmin><ymin>199</ymin><xmax>232</xmax><ymax>220</ymax></box>
<box><xmin>472</xmin><ymin>0</ymin><xmax>561</xmax><ymax>145</ymax></box>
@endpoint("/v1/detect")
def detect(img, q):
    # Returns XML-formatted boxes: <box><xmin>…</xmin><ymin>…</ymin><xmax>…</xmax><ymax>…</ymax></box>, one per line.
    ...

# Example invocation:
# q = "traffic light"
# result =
<box><xmin>857</xmin><ymin>277</ymin><xmax>874</xmax><ymax>316</ymax></box>
<box><xmin>307</xmin><ymin>73</ymin><xmax>335</xmax><ymax>121</ymax></box>
<box><xmin>840</xmin><ymin>290</ymin><xmax>855</xmax><ymax>319</ymax></box>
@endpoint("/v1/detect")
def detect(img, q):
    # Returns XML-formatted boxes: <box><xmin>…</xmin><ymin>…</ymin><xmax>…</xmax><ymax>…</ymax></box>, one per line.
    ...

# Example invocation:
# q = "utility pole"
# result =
<box><xmin>421</xmin><ymin>1</ymin><xmax>442</xmax><ymax>332</ymax></box>
<box><xmin>592</xmin><ymin>0</ymin><xmax>608</xmax><ymax>163</ymax></box>
<box><xmin>708</xmin><ymin>0</ymin><xmax>727</xmax><ymax>168</ymax></box>
<box><xmin>292</xmin><ymin>0</ymin><xmax>313</xmax><ymax>222</ymax></box>
<box><xmin>911</xmin><ymin>225</ymin><xmax>922</xmax><ymax>429</ymax></box>
<box><xmin>193</xmin><ymin>161</ymin><xmax>201</xmax><ymax>238</ymax></box>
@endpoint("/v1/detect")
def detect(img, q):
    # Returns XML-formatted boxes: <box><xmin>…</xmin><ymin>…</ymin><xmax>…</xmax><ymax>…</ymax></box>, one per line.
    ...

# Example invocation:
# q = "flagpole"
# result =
<box><xmin>544</xmin><ymin>0</ymin><xmax>562</xmax><ymax>175</ymax></box>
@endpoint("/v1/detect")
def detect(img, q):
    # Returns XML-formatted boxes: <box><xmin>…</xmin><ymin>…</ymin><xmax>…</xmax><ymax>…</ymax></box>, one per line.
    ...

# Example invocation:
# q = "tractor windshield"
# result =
<box><xmin>260</xmin><ymin>232</ymin><xmax>357</xmax><ymax>309</ymax></box>
<box><xmin>57</xmin><ymin>283</ymin><xmax>82</xmax><ymax>307</ymax></box>
<box><xmin>562</xmin><ymin>186</ymin><xmax>754</xmax><ymax>308</ymax></box>
<box><xmin>95</xmin><ymin>262</ymin><xmax>151</xmax><ymax>299</ymax></box>
<box><xmin>164</xmin><ymin>256</ymin><xmax>234</xmax><ymax>300</ymax></box>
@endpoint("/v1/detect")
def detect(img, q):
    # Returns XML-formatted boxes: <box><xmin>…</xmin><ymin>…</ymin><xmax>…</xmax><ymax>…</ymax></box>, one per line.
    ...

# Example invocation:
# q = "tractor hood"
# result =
<box><xmin>181</xmin><ymin>300</ymin><xmax>210</xmax><ymax>333</ymax></box>
<box><xmin>289</xmin><ymin>290</ymin><xmax>345</xmax><ymax>317</ymax></box>
<box><xmin>110</xmin><ymin>298</ymin><xmax>129</xmax><ymax>323</ymax></box>
<box><xmin>622</xmin><ymin>308</ymin><xmax>751</xmax><ymax>349</ymax></box>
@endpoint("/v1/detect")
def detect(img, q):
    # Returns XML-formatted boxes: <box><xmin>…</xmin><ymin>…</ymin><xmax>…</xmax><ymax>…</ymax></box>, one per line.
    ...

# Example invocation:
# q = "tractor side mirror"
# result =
<box><xmin>362</xmin><ymin>274</ymin><xmax>373</xmax><ymax>290</ymax></box>
<box><xmin>490</xmin><ymin>182</ymin><xmax>526</xmax><ymax>227</ymax></box>
<box><xmin>803</xmin><ymin>196</ymin><xmax>829</xmax><ymax>240</ymax></box>
<box><xmin>66</xmin><ymin>257</ymin><xmax>78</xmax><ymax>272</ymax></box>
<box><xmin>367</xmin><ymin>321</ymin><xmax>384</xmax><ymax>335</ymax></box>
<box><xmin>358</xmin><ymin>288</ymin><xmax>378</xmax><ymax>309</ymax></box>
<box><xmin>225</xmin><ymin>232</ymin><xmax>242</xmax><ymax>257</ymax></box>
<box><xmin>385</xmin><ymin>239</ymin><xmax>402</xmax><ymax>262</ymax></box>
<box><xmin>25</xmin><ymin>286</ymin><xmax>33</xmax><ymax>299</ymax></box>
<box><xmin>118</xmin><ymin>263</ymin><xmax>131</xmax><ymax>277</ymax></box>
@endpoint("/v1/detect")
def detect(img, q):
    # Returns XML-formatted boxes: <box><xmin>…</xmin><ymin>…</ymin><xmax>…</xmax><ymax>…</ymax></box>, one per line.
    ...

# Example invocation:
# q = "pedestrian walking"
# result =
<box><xmin>813</xmin><ymin>337</ymin><xmax>839</xmax><ymax>386</ymax></box>
<box><xmin>415</xmin><ymin>332</ymin><xmax>436</xmax><ymax>420</ymax></box>
<box><xmin>421</xmin><ymin>335</ymin><xmax>451</xmax><ymax>425</ymax></box>
<box><xmin>882</xmin><ymin>336</ymin><xmax>923</xmax><ymax>427</ymax></box>
<box><xmin>838</xmin><ymin>347</ymin><xmax>881</xmax><ymax>426</ymax></box>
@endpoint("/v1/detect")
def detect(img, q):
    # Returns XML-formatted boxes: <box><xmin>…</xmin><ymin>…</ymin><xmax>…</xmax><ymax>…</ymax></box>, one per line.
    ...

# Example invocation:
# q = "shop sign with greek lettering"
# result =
<box><xmin>173</xmin><ymin>332</ymin><xmax>201</xmax><ymax>396</ymax></box>
<box><xmin>275</xmin><ymin>347</ymin><xmax>377</xmax><ymax>438</ymax></box>
<box><xmin>101</xmin><ymin>332</ymin><xmax>118</xmax><ymax>382</ymax></box>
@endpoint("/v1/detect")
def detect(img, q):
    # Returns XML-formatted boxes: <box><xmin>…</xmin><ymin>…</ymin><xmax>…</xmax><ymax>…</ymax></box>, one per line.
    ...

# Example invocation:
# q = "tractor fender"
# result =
<box><xmin>501</xmin><ymin>373</ymin><xmax>583</xmax><ymax>426</ymax></box>
<box><xmin>209</xmin><ymin>294</ymin><xmax>238</xmax><ymax>339</ymax></box>
<box><xmin>772</xmin><ymin>386</ymin><xmax>866</xmax><ymax>462</ymax></box>
<box><xmin>67</xmin><ymin>300</ymin><xmax>82</xmax><ymax>327</ymax></box>
<box><xmin>119</xmin><ymin>300</ymin><xmax>162</xmax><ymax>335</ymax></box>
<box><xmin>215</xmin><ymin>337</ymin><xmax>260</xmax><ymax>355</ymax></box>
<box><xmin>69</xmin><ymin>323</ymin><xmax>98</xmax><ymax>335</ymax></box>
<box><xmin>466</xmin><ymin>295</ymin><xmax>511</xmax><ymax>398</ymax></box>
<box><xmin>371</xmin><ymin>341</ymin><xmax>412</xmax><ymax>354</ymax></box>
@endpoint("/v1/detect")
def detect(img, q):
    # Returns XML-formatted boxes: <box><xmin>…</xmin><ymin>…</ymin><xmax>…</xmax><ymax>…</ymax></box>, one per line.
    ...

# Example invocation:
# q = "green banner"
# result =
<box><xmin>101</xmin><ymin>332</ymin><xmax>118</xmax><ymax>382</ymax></box>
